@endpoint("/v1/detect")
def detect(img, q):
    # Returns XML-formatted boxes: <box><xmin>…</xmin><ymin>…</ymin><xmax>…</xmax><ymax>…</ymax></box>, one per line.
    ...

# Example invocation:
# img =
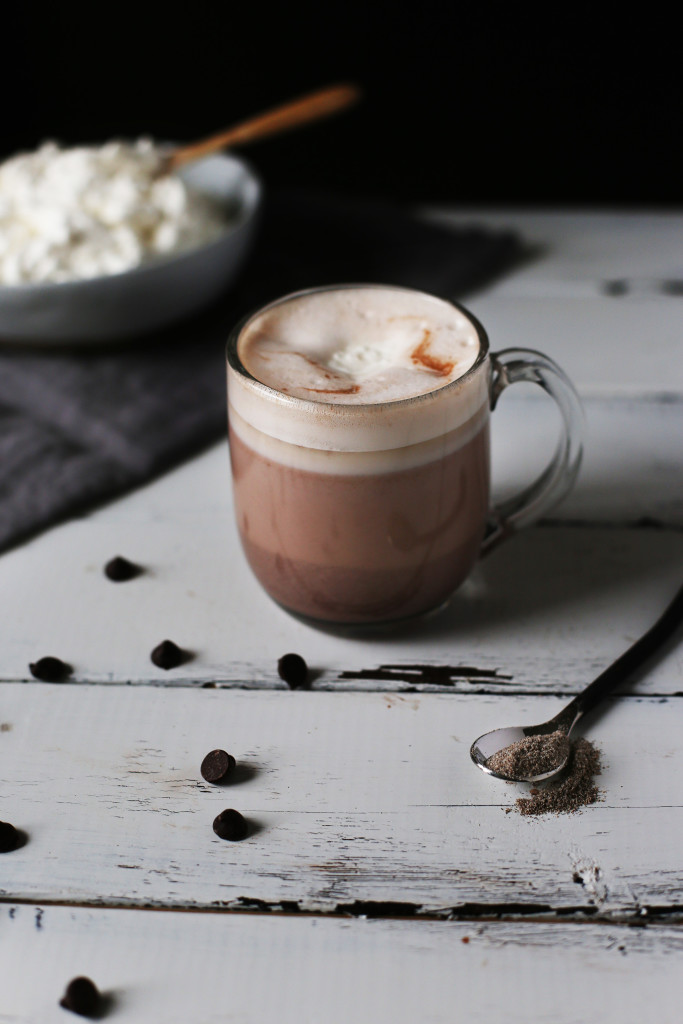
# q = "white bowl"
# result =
<box><xmin>0</xmin><ymin>153</ymin><xmax>262</xmax><ymax>344</ymax></box>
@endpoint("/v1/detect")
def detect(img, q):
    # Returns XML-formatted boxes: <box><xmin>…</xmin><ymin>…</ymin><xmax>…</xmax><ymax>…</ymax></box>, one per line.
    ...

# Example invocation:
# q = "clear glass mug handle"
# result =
<box><xmin>482</xmin><ymin>348</ymin><xmax>584</xmax><ymax>554</ymax></box>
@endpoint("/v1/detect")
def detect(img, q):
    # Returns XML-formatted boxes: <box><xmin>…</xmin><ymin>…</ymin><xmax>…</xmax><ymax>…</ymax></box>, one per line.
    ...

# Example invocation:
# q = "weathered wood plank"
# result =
<box><xmin>1</xmin><ymin>903</ymin><xmax>681</xmax><ymax>1024</ymax></box>
<box><xmin>430</xmin><ymin>210</ymin><xmax>683</xmax><ymax>288</ymax></box>
<box><xmin>1</xmin><ymin>513</ymin><xmax>680</xmax><ymax>693</ymax></box>
<box><xmin>494</xmin><ymin>396</ymin><xmax>683</xmax><ymax>529</ymax></box>
<box><xmin>472</xmin><ymin>298</ymin><xmax>683</xmax><ymax>396</ymax></box>
<box><xmin>1</xmin><ymin>686</ymin><xmax>681</xmax><ymax>913</ymax></box>
<box><xmin>429</xmin><ymin>210</ymin><xmax>683</xmax><ymax>394</ymax></box>
<box><xmin>0</xmin><ymin>345</ymin><xmax>680</xmax><ymax>689</ymax></box>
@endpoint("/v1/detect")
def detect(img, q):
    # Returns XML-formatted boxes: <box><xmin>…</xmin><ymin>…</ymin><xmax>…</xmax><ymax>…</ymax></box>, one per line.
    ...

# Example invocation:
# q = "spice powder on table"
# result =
<box><xmin>517</xmin><ymin>737</ymin><xmax>602</xmax><ymax>816</ymax></box>
<box><xmin>486</xmin><ymin>732</ymin><xmax>602</xmax><ymax>816</ymax></box>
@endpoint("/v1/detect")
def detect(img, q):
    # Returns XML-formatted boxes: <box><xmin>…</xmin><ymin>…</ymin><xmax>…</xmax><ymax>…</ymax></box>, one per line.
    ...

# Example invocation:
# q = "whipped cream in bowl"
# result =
<box><xmin>0</xmin><ymin>139</ymin><xmax>228</xmax><ymax>285</ymax></box>
<box><xmin>0</xmin><ymin>139</ymin><xmax>261</xmax><ymax>343</ymax></box>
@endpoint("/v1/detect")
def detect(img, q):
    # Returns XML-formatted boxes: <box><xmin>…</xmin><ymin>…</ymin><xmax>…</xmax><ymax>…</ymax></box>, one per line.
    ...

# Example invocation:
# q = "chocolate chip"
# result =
<box><xmin>59</xmin><ymin>977</ymin><xmax>101</xmax><ymax>1017</ymax></box>
<box><xmin>213</xmin><ymin>808</ymin><xmax>248</xmax><ymax>841</ymax></box>
<box><xmin>150</xmin><ymin>640</ymin><xmax>187</xmax><ymax>670</ymax></box>
<box><xmin>104</xmin><ymin>556</ymin><xmax>143</xmax><ymax>582</ymax></box>
<box><xmin>277</xmin><ymin>653</ymin><xmax>308</xmax><ymax>689</ymax></box>
<box><xmin>601</xmin><ymin>279</ymin><xmax>629</xmax><ymax>296</ymax></box>
<box><xmin>201</xmin><ymin>749</ymin><xmax>236</xmax><ymax>784</ymax></box>
<box><xmin>0</xmin><ymin>821</ymin><xmax>19</xmax><ymax>853</ymax></box>
<box><xmin>28</xmin><ymin>657</ymin><xmax>72</xmax><ymax>682</ymax></box>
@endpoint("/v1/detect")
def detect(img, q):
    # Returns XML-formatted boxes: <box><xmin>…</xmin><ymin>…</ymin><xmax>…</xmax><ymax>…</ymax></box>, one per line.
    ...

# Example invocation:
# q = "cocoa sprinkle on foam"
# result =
<box><xmin>410</xmin><ymin>329</ymin><xmax>456</xmax><ymax>376</ymax></box>
<box><xmin>303</xmin><ymin>384</ymin><xmax>361</xmax><ymax>395</ymax></box>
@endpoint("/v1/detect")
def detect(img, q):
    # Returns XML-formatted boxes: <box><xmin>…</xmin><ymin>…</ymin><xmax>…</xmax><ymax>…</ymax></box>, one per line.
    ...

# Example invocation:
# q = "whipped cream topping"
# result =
<box><xmin>0</xmin><ymin>139</ymin><xmax>226</xmax><ymax>285</ymax></box>
<box><xmin>238</xmin><ymin>286</ymin><xmax>480</xmax><ymax>405</ymax></box>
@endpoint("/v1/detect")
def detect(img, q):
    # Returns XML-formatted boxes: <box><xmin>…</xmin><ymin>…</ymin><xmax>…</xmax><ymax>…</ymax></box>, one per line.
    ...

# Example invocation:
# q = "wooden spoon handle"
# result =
<box><xmin>167</xmin><ymin>83</ymin><xmax>361</xmax><ymax>172</ymax></box>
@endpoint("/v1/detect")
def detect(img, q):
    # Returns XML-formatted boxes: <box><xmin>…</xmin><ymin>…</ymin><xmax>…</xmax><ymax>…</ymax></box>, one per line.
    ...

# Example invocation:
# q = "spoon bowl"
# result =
<box><xmin>470</xmin><ymin>723</ymin><xmax>571</xmax><ymax>783</ymax></box>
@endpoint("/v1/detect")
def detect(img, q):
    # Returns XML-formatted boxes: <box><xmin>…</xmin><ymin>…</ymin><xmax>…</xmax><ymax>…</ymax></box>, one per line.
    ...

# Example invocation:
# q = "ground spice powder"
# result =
<box><xmin>486</xmin><ymin>730</ymin><xmax>570</xmax><ymax>779</ymax></box>
<box><xmin>516</xmin><ymin>737</ymin><xmax>602</xmax><ymax>816</ymax></box>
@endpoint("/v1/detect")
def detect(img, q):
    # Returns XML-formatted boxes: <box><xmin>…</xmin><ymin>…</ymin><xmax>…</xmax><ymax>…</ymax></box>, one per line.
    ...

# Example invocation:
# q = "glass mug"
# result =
<box><xmin>226</xmin><ymin>284</ymin><xmax>583</xmax><ymax>626</ymax></box>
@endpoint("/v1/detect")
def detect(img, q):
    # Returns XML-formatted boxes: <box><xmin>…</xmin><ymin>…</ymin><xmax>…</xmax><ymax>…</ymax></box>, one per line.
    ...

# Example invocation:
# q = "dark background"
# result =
<box><xmin>3</xmin><ymin>3</ymin><xmax>680</xmax><ymax>206</ymax></box>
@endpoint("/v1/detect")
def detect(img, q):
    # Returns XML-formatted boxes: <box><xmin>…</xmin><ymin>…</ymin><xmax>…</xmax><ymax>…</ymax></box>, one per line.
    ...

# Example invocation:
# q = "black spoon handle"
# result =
<box><xmin>561</xmin><ymin>582</ymin><xmax>683</xmax><ymax>726</ymax></box>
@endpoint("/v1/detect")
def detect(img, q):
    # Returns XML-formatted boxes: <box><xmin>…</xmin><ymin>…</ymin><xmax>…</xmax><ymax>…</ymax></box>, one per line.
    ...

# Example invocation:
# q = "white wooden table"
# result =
<box><xmin>1</xmin><ymin>212</ymin><xmax>682</xmax><ymax>1023</ymax></box>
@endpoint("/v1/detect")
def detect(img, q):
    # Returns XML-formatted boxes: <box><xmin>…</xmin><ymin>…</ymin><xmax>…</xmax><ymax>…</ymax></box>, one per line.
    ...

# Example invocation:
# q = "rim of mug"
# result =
<box><xmin>226</xmin><ymin>283</ymin><xmax>490</xmax><ymax>413</ymax></box>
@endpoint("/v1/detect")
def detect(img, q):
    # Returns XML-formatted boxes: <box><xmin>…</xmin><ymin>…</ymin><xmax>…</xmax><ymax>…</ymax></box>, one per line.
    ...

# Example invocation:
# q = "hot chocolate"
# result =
<box><xmin>226</xmin><ymin>284</ymin><xmax>584</xmax><ymax>625</ymax></box>
<box><xmin>227</xmin><ymin>286</ymin><xmax>489</xmax><ymax>624</ymax></box>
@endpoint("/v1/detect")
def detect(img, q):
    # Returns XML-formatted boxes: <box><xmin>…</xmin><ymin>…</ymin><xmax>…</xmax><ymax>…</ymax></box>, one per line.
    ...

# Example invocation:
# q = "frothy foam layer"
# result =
<box><xmin>238</xmin><ymin>286</ymin><xmax>479</xmax><ymax>404</ymax></box>
<box><xmin>227</xmin><ymin>286</ymin><xmax>490</xmax><ymax>462</ymax></box>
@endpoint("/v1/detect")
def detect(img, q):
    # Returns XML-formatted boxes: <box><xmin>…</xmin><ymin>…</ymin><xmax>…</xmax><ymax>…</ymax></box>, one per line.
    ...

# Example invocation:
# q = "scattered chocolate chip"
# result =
<box><xmin>104</xmin><ymin>556</ymin><xmax>143</xmax><ymax>582</ymax></box>
<box><xmin>601</xmin><ymin>278</ymin><xmax>629</xmax><ymax>297</ymax></box>
<box><xmin>277</xmin><ymin>653</ymin><xmax>308</xmax><ymax>689</ymax></box>
<box><xmin>28</xmin><ymin>657</ymin><xmax>72</xmax><ymax>682</ymax></box>
<box><xmin>201</xmin><ymin>749</ymin><xmax>236</xmax><ymax>784</ymax></box>
<box><xmin>59</xmin><ymin>977</ymin><xmax>101</xmax><ymax>1017</ymax></box>
<box><xmin>0</xmin><ymin>821</ymin><xmax>19</xmax><ymax>853</ymax></box>
<box><xmin>660</xmin><ymin>279</ymin><xmax>683</xmax><ymax>296</ymax></box>
<box><xmin>213</xmin><ymin>808</ymin><xmax>248</xmax><ymax>841</ymax></box>
<box><xmin>461</xmin><ymin>936</ymin><xmax>470</xmax><ymax>944</ymax></box>
<box><xmin>150</xmin><ymin>640</ymin><xmax>187</xmax><ymax>670</ymax></box>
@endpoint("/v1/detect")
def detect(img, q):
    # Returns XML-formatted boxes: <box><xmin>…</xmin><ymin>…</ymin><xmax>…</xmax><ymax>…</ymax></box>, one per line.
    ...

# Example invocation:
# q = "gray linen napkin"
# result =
<box><xmin>0</xmin><ymin>190</ymin><xmax>524</xmax><ymax>553</ymax></box>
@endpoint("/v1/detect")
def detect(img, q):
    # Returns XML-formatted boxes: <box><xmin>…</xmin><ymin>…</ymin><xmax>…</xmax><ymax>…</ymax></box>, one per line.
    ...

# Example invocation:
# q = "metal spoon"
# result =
<box><xmin>470</xmin><ymin>582</ymin><xmax>683</xmax><ymax>783</ymax></box>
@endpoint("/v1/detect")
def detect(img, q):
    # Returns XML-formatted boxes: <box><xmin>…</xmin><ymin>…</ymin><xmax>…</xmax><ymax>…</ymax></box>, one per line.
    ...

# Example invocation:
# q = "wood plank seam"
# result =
<box><xmin>538</xmin><ymin>518</ymin><xmax>683</xmax><ymax>534</ymax></box>
<box><xmin>3</xmin><ymin>678</ymin><xmax>682</xmax><ymax>696</ymax></box>
<box><xmin>2</xmin><ymin>894</ymin><xmax>683</xmax><ymax>925</ymax></box>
